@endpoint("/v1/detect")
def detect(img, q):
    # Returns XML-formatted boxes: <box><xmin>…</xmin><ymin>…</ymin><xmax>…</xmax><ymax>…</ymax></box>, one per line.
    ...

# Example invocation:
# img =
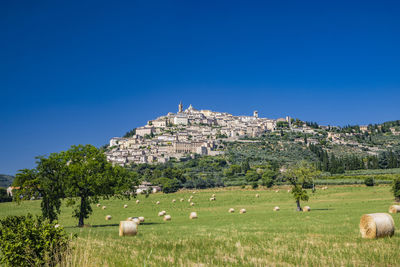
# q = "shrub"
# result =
<box><xmin>262</xmin><ymin>177</ymin><xmax>274</xmax><ymax>188</ymax></box>
<box><xmin>392</xmin><ymin>177</ymin><xmax>400</xmax><ymax>201</ymax></box>
<box><xmin>364</xmin><ymin>177</ymin><xmax>375</xmax><ymax>186</ymax></box>
<box><xmin>162</xmin><ymin>178</ymin><xmax>181</xmax><ymax>194</ymax></box>
<box><xmin>252</xmin><ymin>182</ymin><xmax>259</xmax><ymax>189</ymax></box>
<box><xmin>0</xmin><ymin>214</ymin><xmax>71</xmax><ymax>266</ymax></box>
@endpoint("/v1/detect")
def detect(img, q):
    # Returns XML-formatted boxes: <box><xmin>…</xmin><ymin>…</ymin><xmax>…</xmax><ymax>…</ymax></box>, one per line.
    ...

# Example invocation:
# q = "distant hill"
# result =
<box><xmin>0</xmin><ymin>174</ymin><xmax>14</xmax><ymax>188</ymax></box>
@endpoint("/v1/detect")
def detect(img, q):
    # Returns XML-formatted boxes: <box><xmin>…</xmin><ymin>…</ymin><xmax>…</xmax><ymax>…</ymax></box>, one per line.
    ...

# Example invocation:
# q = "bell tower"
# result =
<box><xmin>178</xmin><ymin>101</ymin><xmax>183</xmax><ymax>113</ymax></box>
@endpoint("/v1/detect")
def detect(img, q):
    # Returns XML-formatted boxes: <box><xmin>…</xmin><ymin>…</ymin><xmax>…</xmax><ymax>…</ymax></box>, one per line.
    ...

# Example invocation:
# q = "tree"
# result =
<box><xmin>245</xmin><ymin>170</ymin><xmax>260</xmax><ymax>183</ymax></box>
<box><xmin>64</xmin><ymin>145</ymin><xmax>138</xmax><ymax>227</ymax></box>
<box><xmin>285</xmin><ymin>161</ymin><xmax>321</xmax><ymax>211</ymax></box>
<box><xmin>392</xmin><ymin>177</ymin><xmax>400</xmax><ymax>202</ymax></box>
<box><xmin>261</xmin><ymin>169</ymin><xmax>278</xmax><ymax>188</ymax></box>
<box><xmin>241</xmin><ymin>160</ymin><xmax>250</xmax><ymax>173</ymax></box>
<box><xmin>14</xmin><ymin>153</ymin><xmax>68</xmax><ymax>222</ymax></box>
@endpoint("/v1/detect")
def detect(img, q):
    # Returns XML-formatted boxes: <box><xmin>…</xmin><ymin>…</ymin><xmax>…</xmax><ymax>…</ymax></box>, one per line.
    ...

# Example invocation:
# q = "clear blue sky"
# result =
<box><xmin>1</xmin><ymin>0</ymin><xmax>400</xmax><ymax>175</ymax></box>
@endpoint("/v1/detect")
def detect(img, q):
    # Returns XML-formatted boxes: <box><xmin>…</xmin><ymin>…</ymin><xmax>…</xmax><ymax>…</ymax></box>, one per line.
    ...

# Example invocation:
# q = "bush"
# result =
<box><xmin>0</xmin><ymin>214</ymin><xmax>71</xmax><ymax>266</ymax></box>
<box><xmin>252</xmin><ymin>182</ymin><xmax>259</xmax><ymax>189</ymax></box>
<box><xmin>364</xmin><ymin>177</ymin><xmax>375</xmax><ymax>186</ymax></box>
<box><xmin>392</xmin><ymin>177</ymin><xmax>400</xmax><ymax>201</ymax></box>
<box><xmin>262</xmin><ymin>178</ymin><xmax>274</xmax><ymax>188</ymax></box>
<box><xmin>162</xmin><ymin>178</ymin><xmax>181</xmax><ymax>194</ymax></box>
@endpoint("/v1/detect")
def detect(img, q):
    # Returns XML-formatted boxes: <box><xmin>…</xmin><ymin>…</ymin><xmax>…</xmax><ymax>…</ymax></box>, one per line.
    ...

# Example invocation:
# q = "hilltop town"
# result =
<box><xmin>105</xmin><ymin>103</ymin><xmax>400</xmax><ymax>167</ymax></box>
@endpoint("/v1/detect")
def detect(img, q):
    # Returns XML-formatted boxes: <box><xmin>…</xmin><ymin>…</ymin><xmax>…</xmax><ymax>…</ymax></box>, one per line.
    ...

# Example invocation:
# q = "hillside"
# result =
<box><xmin>0</xmin><ymin>174</ymin><xmax>14</xmax><ymax>188</ymax></box>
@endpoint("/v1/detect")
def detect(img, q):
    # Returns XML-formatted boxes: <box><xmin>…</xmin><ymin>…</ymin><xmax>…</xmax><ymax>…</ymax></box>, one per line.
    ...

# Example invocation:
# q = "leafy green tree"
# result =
<box><xmin>364</xmin><ymin>177</ymin><xmax>375</xmax><ymax>187</ymax></box>
<box><xmin>64</xmin><ymin>145</ymin><xmax>138</xmax><ymax>227</ymax></box>
<box><xmin>245</xmin><ymin>170</ymin><xmax>260</xmax><ymax>183</ymax></box>
<box><xmin>285</xmin><ymin>161</ymin><xmax>321</xmax><ymax>211</ymax></box>
<box><xmin>261</xmin><ymin>169</ymin><xmax>278</xmax><ymax>188</ymax></box>
<box><xmin>392</xmin><ymin>177</ymin><xmax>400</xmax><ymax>202</ymax></box>
<box><xmin>162</xmin><ymin>178</ymin><xmax>181</xmax><ymax>193</ymax></box>
<box><xmin>14</xmin><ymin>153</ymin><xmax>68</xmax><ymax>222</ymax></box>
<box><xmin>241</xmin><ymin>160</ymin><xmax>250</xmax><ymax>173</ymax></box>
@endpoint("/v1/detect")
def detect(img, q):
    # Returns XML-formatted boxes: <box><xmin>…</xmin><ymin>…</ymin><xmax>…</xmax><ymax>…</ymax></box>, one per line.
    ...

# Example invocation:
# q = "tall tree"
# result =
<box><xmin>64</xmin><ymin>145</ymin><xmax>138</xmax><ymax>227</ymax></box>
<box><xmin>285</xmin><ymin>161</ymin><xmax>321</xmax><ymax>211</ymax></box>
<box><xmin>14</xmin><ymin>153</ymin><xmax>68</xmax><ymax>222</ymax></box>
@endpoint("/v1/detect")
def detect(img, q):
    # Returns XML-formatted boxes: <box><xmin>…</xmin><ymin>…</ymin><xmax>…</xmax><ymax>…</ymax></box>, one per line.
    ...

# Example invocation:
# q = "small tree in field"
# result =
<box><xmin>285</xmin><ymin>161</ymin><xmax>321</xmax><ymax>211</ymax></box>
<box><xmin>64</xmin><ymin>145</ymin><xmax>138</xmax><ymax>227</ymax></box>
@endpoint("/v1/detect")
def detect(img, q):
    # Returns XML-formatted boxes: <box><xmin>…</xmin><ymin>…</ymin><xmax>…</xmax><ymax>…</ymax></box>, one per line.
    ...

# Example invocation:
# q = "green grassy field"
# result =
<box><xmin>1</xmin><ymin>185</ymin><xmax>400</xmax><ymax>266</ymax></box>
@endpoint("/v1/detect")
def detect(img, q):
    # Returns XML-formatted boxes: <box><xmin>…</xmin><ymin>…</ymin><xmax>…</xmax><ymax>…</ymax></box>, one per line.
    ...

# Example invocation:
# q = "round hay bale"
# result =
<box><xmin>163</xmin><ymin>215</ymin><xmax>171</xmax><ymax>221</ymax></box>
<box><xmin>126</xmin><ymin>217</ymin><xmax>133</xmax><ymax>221</ymax></box>
<box><xmin>273</xmin><ymin>206</ymin><xmax>280</xmax><ymax>211</ymax></box>
<box><xmin>96</xmin><ymin>203</ymin><xmax>101</xmax><ymax>207</ymax></box>
<box><xmin>190</xmin><ymin>195</ymin><xmax>194</xmax><ymax>199</ymax></box>
<box><xmin>156</xmin><ymin>201</ymin><xmax>160</xmax><ymax>205</ymax></box>
<box><xmin>172</xmin><ymin>199</ymin><xmax>176</xmax><ymax>203</ymax></box>
<box><xmin>180</xmin><ymin>198</ymin><xmax>184</xmax><ymax>202</ymax></box>
<box><xmin>303</xmin><ymin>206</ymin><xmax>311</xmax><ymax>212</ymax></box>
<box><xmin>119</xmin><ymin>221</ymin><xmax>138</xmax><ymax>236</ymax></box>
<box><xmin>124</xmin><ymin>204</ymin><xmax>128</xmax><ymax>208</ymax></box>
<box><xmin>189</xmin><ymin>212</ymin><xmax>198</xmax><ymax>219</ymax></box>
<box><xmin>136</xmin><ymin>200</ymin><xmax>140</xmax><ymax>204</ymax></box>
<box><xmin>255</xmin><ymin>194</ymin><xmax>260</xmax><ymax>198</ymax></box>
<box><xmin>187</xmin><ymin>199</ymin><xmax>191</xmax><ymax>202</ymax></box>
<box><xmin>211</xmin><ymin>194</ymin><xmax>216</xmax><ymax>198</ymax></box>
<box><xmin>209</xmin><ymin>197</ymin><xmax>215</xmax><ymax>201</ymax></box>
<box><xmin>190</xmin><ymin>202</ymin><xmax>195</xmax><ymax>206</ymax></box>
<box><xmin>102</xmin><ymin>206</ymin><xmax>106</xmax><ymax>210</ymax></box>
<box><xmin>287</xmin><ymin>189</ymin><xmax>291</xmax><ymax>193</ymax></box>
<box><xmin>138</xmin><ymin>216</ymin><xmax>145</xmax><ymax>223</ymax></box>
<box><xmin>105</xmin><ymin>215</ymin><xmax>112</xmax><ymax>220</ymax></box>
<box><xmin>228</xmin><ymin>208</ymin><xmax>235</xmax><ymax>213</ymax></box>
<box><xmin>360</xmin><ymin>213</ymin><xmax>395</xmax><ymax>239</ymax></box>
<box><xmin>239</xmin><ymin>209</ymin><xmax>246</xmax><ymax>214</ymax></box>
<box><xmin>133</xmin><ymin>218</ymin><xmax>140</xmax><ymax>225</ymax></box>
<box><xmin>389</xmin><ymin>205</ymin><xmax>400</xmax><ymax>214</ymax></box>
<box><xmin>193</xmin><ymin>191</ymin><xmax>196</xmax><ymax>194</ymax></box>
<box><xmin>275</xmin><ymin>190</ymin><xmax>279</xmax><ymax>193</ymax></box>
<box><xmin>158</xmin><ymin>211</ymin><xmax>164</xmax><ymax>217</ymax></box>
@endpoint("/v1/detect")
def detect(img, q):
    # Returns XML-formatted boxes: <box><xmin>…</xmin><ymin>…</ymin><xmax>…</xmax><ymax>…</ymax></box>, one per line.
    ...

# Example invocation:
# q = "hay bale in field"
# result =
<box><xmin>158</xmin><ymin>211</ymin><xmax>166</xmax><ymax>216</ymax></box>
<box><xmin>389</xmin><ymin>205</ymin><xmax>400</xmax><ymax>213</ymax></box>
<box><xmin>156</xmin><ymin>201</ymin><xmax>160</xmax><ymax>205</ymax></box>
<box><xmin>180</xmin><ymin>198</ymin><xmax>184</xmax><ymax>202</ymax></box>
<box><xmin>303</xmin><ymin>206</ymin><xmax>310</xmax><ymax>212</ymax></box>
<box><xmin>119</xmin><ymin>221</ymin><xmax>138</xmax><ymax>236</ymax></box>
<box><xmin>124</xmin><ymin>204</ymin><xmax>128</xmax><ymax>208</ymax></box>
<box><xmin>172</xmin><ymin>199</ymin><xmax>176</xmax><ymax>203</ymax></box>
<box><xmin>275</xmin><ymin>190</ymin><xmax>279</xmax><ymax>193</ymax></box>
<box><xmin>273</xmin><ymin>206</ymin><xmax>280</xmax><ymax>211</ymax></box>
<box><xmin>209</xmin><ymin>197</ymin><xmax>215</xmax><ymax>201</ymax></box>
<box><xmin>211</xmin><ymin>194</ymin><xmax>216</xmax><ymax>198</ymax></box>
<box><xmin>190</xmin><ymin>202</ymin><xmax>195</xmax><ymax>206</ymax></box>
<box><xmin>138</xmin><ymin>216</ymin><xmax>145</xmax><ymax>223</ymax></box>
<box><xmin>239</xmin><ymin>209</ymin><xmax>246</xmax><ymax>214</ymax></box>
<box><xmin>228</xmin><ymin>208</ymin><xmax>235</xmax><ymax>213</ymax></box>
<box><xmin>136</xmin><ymin>199</ymin><xmax>140</xmax><ymax>204</ymax></box>
<box><xmin>126</xmin><ymin>217</ymin><xmax>133</xmax><ymax>221</ymax></box>
<box><xmin>287</xmin><ymin>189</ymin><xmax>291</xmax><ymax>193</ymax></box>
<box><xmin>102</xmin><ymin>206</ymin><xmax>106</xmax><ymax>210</ymax></box>
<box><xmin>105</xmin><ymin>215</ymin><xmax>112</xmax><ymax>220</ymax></box>
<box><xmin>255</xmin><ymin>194</ymin><xmax>259</xmax><ymax>198</ymax></box>
<box><xmin>133</xmin><ymin>218</ymin><xmax>140</xmax><ymax>225</ymax></box>
<box><xmin>163</xmin><ymin>215</ymin><xmax>171</xmax><ymax>221</ymax></box>
<box><xmin>193</xmin><ymin>191</ymin><xmax>196</xmax><ymax>194</ymax></box>
<box><xmin>189</xmin><ymin>212</ymin><xmax>198</xmax><ymax>219</ymax></box>
<box><xmin>360</xmin><ymin>213</ymin><xmax>395</xmax><ymax>239</ymax></box>
<box><xmin>190</xmin><ymin>195</ymin><xmax>194</xmax><ymax>199</ymax></box>
<box><xmin>96</xmin><ymin>203</ymin><xmax>101</xmax><ymax>207</ymax></box>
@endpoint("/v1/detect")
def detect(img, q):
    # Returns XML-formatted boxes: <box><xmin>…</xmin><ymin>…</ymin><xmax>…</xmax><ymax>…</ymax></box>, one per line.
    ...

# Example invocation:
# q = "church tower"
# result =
<box><xmin>178</xmin><ymin>101</ymin><xmax>183</xmax><ymax>113</ymax></box>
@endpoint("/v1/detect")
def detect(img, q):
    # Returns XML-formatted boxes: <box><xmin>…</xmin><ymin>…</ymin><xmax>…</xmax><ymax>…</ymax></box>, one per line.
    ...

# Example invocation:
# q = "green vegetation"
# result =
<box><xmin>0</xmin><ymin>214</ymin><xmax>71</xmax><ymax>266</ymax></box>
<box><xmin>1</xmin><ymin>185</ymin><xmax>399</xmax><ymax>266</ymax></box>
